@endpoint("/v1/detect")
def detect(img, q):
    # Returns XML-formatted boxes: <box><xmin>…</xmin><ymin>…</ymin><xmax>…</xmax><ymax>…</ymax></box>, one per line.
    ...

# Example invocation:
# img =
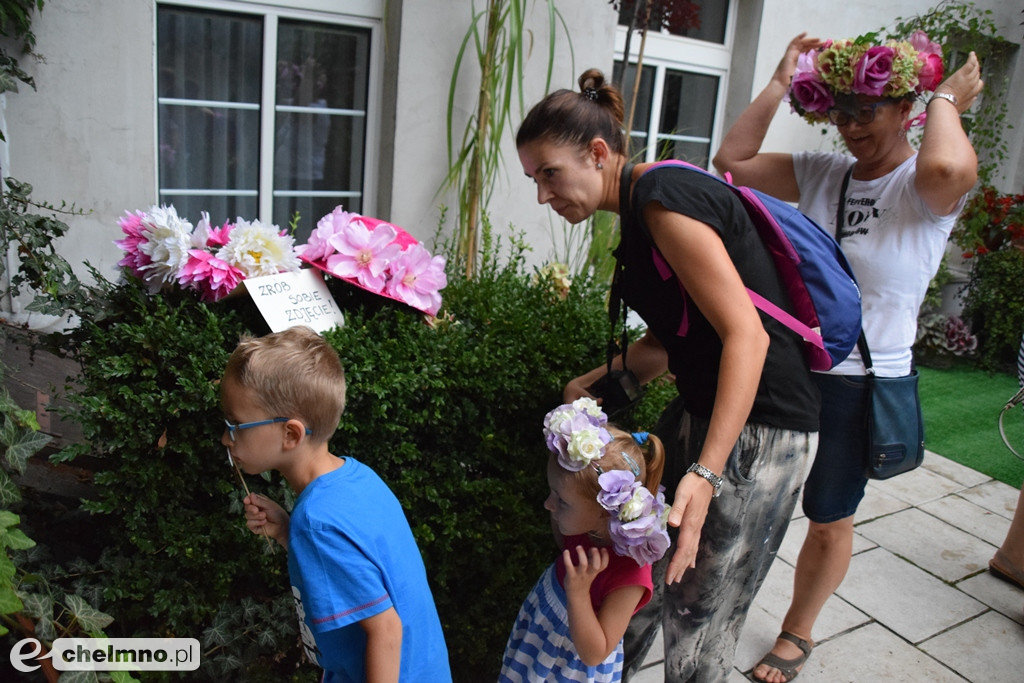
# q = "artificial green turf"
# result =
<box><xmin>918</xmin><ymin>364</ymin><xmax>1024</xmax><ymax>488</ymax></box>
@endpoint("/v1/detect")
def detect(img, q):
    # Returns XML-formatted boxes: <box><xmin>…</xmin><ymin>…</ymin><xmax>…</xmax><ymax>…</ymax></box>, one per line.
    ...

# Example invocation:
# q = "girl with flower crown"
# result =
<box><xmin>713</xmin><ymin>31</ymin><xmax>982</xmax><ymax>683</ymax></box>
<box><xmin>499</xmin><ymin>398</ymin><xmax>669</xmax><ymax>682</ymax></box>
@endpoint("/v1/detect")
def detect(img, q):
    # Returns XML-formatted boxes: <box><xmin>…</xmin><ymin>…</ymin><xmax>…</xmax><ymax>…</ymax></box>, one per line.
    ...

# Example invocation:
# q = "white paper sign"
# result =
<box><xmin>245</xmin><ymin>269</ymin><xmax>345</xmax><ymax>334</ymax></box>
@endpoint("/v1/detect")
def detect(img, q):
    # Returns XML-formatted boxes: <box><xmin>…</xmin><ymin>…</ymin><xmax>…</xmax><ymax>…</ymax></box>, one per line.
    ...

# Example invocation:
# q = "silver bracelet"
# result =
<box><xmin>928</xmin><ymin>91</ymin><xmax>958</xmax><ymax>107</ymax></box>
<box><xmin>686</xmin><ymin>463</ymin><xmax>723</xmax><ymax>498</ymax></box>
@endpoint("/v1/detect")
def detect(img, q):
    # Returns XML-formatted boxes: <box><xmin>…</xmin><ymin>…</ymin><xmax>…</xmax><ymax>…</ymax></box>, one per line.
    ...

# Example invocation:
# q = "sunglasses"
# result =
<box><xmin>826</xmin><ymin>101</ymin><xmax>891</xmax><ymax>126</ymax></box>
<box><xmin>223</xmin><ymin>417</ymin><xmax>312</xmax><ymax>442</ymax></box>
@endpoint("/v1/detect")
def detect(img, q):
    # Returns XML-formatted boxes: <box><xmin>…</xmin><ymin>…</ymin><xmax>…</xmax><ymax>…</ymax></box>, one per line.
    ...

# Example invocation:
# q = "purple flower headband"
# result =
<box><xmin>597</xmin><ymin>470</ymin><xmax>670</xmax><ymax>566</ymax></box>
<box><xmin>543</xmin><ymin>398</ymin><xmax>612</xmax><ymax>472</ymax></box>
<box><xmin>543</xmin><ymin>401</ymin><xmax>670</xmax><ymax>566</ymax></box>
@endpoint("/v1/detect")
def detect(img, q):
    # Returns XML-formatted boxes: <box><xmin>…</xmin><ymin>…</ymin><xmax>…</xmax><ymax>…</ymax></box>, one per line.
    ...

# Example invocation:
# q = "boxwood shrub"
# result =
<box><xmin>46</xmin><ymin>238</ymin><xmax>671</xmax><ymax>680</ymax></box>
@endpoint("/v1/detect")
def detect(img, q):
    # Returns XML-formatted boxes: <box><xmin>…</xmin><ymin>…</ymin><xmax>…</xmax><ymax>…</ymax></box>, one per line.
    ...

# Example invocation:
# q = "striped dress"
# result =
<box><xmin>498</xmin><ymin>564</ymin><xmax>623</xmax><ymax>682</ymax></box>
<box><xmin>498</xmin><ymin>536</ymin><xmax>652</xmax><ymax>683</ymax></box>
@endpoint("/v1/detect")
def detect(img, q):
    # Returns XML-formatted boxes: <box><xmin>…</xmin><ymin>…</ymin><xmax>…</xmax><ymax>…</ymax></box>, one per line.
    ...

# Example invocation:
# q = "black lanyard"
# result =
<box><xmin>836</xmin><ymin>164</ymin><xmax>873</xmax><ymax>370</ymax></box>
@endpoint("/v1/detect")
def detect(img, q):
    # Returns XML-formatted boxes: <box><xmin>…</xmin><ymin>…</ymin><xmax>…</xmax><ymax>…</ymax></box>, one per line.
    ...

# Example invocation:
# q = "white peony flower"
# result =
<box><xmin>138</xmin><ymin>205</ymin><xmax>194</xmax><ymax>283</ymax></box>
<box><xmin>567</xmin><ymin>426</ymin><xmax>605</xmax><ymax>466</ymax></box>
<box><xmin>618</xmin><ymin>487</ymin><xmax>652</xmax><ymax>522</ymax></box>
<box><xmin>572</xmin><ymin>397</ymin><xmax>606</xmax><ymax>423</ymax></box>
<box><xmin>216</xmin><ymin>218</ymin><xmax>301</xmax><ymax>278</ymax></box>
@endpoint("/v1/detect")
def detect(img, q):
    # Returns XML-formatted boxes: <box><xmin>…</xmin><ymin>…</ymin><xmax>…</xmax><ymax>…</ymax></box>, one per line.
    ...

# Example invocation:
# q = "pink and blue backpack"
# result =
<box><xmin>644</xmin><ymin>160</ymin><xmax>862</xmax><ymax>371</ymax></box>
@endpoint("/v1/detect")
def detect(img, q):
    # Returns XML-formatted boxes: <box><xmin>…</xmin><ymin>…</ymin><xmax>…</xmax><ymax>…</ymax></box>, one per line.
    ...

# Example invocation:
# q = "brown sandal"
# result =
<box><xmin>752</xmin><ymin>631</ymin><xmax>813</xmax><ymax>682</ymax></box>
<box><xmin>990</xmin><ymin>549</ymin><xmax>1024</xmax><ymax>591</ymax></box>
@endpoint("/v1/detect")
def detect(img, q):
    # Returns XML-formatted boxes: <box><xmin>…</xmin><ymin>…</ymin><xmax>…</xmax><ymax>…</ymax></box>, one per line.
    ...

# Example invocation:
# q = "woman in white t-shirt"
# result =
<box><xmin>713</xmin><ymin>32</ymin><xmax>981</xmax><ymax>683</ymax></box>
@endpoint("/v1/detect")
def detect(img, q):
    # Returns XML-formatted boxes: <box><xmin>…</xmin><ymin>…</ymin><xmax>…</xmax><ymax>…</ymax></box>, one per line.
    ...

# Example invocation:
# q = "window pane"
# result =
<box><xmin>658</xmin><ymin>69</ymin><xmax>719</xmax><ymax>167</ymax></box>
<box><xmin>274</xmin><ymin>21</ymin><xmax>370</xmax><ymax>237</ymax></box>
<box><xmin>158</xmin><ymin>194</ymin><xmax>259</xmax><ymax>227</ymax></box>
<box><xmin>159</xmin><ymin>105</ymin><xmax>260</xmax><ymax>191</ymax></box>
<box><xmin>612</xmin><ymin>61</ymin><xmax>655</xmax><ymax>159</ymax></box>
<box><xmin>665</xmin><ymin>2</ymin><xmax>727</xmax><ymax>43</ymax></box>
<box><xmin>157</xmin><ymin>6</ymin><xmax>262</xmax><ymax>224</ymax></box>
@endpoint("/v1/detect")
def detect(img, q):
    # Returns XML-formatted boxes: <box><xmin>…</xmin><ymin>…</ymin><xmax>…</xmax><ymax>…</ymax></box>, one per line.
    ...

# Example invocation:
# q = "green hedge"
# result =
<box><xmin>43</xmin><ymin>241</ymin><xmax>674</xmax><ymax>680</ymax></box>
<box><xmin>964</xmin><ymin>248</ymin><xmax>1024</xmax><ymax>372</ymax></box>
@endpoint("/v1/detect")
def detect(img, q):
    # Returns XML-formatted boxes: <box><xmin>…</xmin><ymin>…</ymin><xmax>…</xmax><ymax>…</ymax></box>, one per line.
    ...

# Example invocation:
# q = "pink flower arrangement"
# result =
<box><xmin>115</xmin><ymin>206</ymin><xmax>302</xmax><ymax>301</ymax></box>
<box><xmin>787</xmin><ymin>31</ymin><xmax>945</xmax><ymax>124</ymax></box>
<box><xmin>115</xmin><ymin>204</ymin><xmax>447</xmax><ymax>314</ymax></box>
<box><xmin>297</xmin><ymin>206</ymin><xmax>447</xmax><ymax>316</ymax></box>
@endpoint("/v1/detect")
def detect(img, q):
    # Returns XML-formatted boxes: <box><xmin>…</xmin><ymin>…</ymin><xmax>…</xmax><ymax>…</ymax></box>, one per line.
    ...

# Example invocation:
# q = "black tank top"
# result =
<box><xmin>617</xmin><ymin>165</ymin><xmax>819</xmax><ymax>431</ymax></box>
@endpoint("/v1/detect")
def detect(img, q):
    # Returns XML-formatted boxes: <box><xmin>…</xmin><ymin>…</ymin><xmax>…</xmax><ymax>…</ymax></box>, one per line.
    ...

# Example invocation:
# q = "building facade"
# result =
<box><xmin>2</xmin><ymin>0</ymin><xmax>1021</xmax><ymax>329</ymax></box>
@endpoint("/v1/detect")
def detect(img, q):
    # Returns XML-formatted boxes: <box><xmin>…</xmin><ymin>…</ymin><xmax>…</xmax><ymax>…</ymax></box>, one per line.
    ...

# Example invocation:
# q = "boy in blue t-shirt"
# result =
<box><xmin>221</xmin><ymin>325</ymin><xmax>451</xmax><ymax>682</ymax></box>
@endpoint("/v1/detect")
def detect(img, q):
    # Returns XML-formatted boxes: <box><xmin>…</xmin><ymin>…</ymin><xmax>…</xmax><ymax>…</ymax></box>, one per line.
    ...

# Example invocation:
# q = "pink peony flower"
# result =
<box><xmin>908</xmin><ymin>30</ymin><xmax>941</xmax><ymax>56</ymax></box>
<box><xmin>297</xmin><ymin>205</ymin><xmax>360</xmax><ymax>262</ymax></box>
<box><xmin>385</xmin><ymin>243</ymin><xmax>447</xmax><ymax>315</ymax></box>
<box><xmin>178</xmin><ymin>249</ymin><xmax>244</xmax><ymax>302</ymax></box>
<box><xmin>853</xmin><ymin>46</ymin><xmax>894</xmax><ymax>96</ymax></box>
<box><xmin>114</xmin><ymin>210</ymin><xmax>151</xmax><ymax>277</ymax></box>
<box><xmin>917</xmin><ymin>52</ymin><xmax>944</xmax><ymax>92</ymax></box>
<box><xmin>199</xmin><ymin>211</ymin><xmax>233</xmax><ymax>248</ymax></box>
<box><xmin>324</xmin><ymin>218</ymin><xmax>402</xmax><ymax>293</ymax></box>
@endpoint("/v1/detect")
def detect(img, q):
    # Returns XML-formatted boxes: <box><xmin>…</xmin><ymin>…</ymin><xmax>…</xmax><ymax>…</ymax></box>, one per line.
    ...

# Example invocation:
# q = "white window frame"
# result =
<box><xmin>155</xmin><ymin>0</ymin><xmax>384</xmax><ymax>221</ymax></box>
<box><xmin>614</xmin><ymin>1</ymin><xmax>736</xmax><ymax>166</ymax></box>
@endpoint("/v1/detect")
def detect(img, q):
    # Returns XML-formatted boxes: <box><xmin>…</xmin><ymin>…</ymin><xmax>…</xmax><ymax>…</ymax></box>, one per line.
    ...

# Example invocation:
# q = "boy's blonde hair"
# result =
<box><xmin>223</xmin><ymin>326</ymin><xmax>345</xmax><ymax>442</ymax></box>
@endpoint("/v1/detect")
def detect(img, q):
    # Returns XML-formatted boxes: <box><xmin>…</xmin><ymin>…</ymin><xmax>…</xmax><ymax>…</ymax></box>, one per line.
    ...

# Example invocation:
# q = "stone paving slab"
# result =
<box><xmin>856</xmin><ymin>507</ymin><xmax>995</xmax><ymax>582</ymax></box>
<box><xmin>836</xmin><ymin>547</ymin><xmax>987</xmax><ymax>643</ymax></box>
<box><xmin>919</xmin><ymin>493</ymin><xmax>1012</xmax><ymax>547</ymax></box>
<box><xmin>869</xmin><ymin>465</ymin><xmax>970</xmax><ymax>507</ymax></box>
<box><xmin>794</xmin><ymin>622</ymin><xmax>967</xmax><ymax>682</ymax></box>
<box><xmin>854</xmin><ymin>484</ymin><xmax>912</xmax><ymax>522</ymax></box>
<box><xmin>919</xmin><ymin>609</ymin><xmax>1024</xmax><ymax>682</ymax></box>
<box><xmin>921</xmin><ymin>453</ymin><xmax>993</xmax><ymax>488</ymax></box>
<box><xmin>957</xmin><ymin>480</ymin><xmax>1020</xmax><ymax>519</ymax></box>
<box><xmin>957</xmin><ymin>571</ymin><xmax>1024</xmax><ymax>626</ymax></box>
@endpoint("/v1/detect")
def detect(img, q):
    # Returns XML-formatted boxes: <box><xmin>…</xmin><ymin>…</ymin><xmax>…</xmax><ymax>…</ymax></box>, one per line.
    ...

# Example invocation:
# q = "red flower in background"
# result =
<box><xmin>953</xmin><ymin>185</ymin><xmax>1024</xmax><ymax>259</ymax></box>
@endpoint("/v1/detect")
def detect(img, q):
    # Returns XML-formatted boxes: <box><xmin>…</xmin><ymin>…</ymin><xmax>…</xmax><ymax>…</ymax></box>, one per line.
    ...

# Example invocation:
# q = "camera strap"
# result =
<box><xmin>608</xmin><ymin>162</ymin><xmax>637</xmax><ymax>373</ymax></box>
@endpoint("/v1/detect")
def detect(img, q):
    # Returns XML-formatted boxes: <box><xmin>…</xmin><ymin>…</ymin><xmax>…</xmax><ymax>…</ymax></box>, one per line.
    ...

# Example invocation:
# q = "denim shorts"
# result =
<box><xmin>801</xmin><ymin>373</ymin><xmax>870</xmax><ymax>523</ymax></box>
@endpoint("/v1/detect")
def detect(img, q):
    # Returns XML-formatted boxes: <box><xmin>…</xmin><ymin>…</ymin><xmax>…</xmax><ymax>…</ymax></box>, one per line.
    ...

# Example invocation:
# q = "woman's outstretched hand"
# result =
<box><xmin>934</xmin><ymin>51</ymin><xmax>984</xmax><ymax>114</ymax></box>
<box><xmin>771</xmin><ymin>33</ymin><xmax>824</xmax><ymax>89</ymax></box>
<box><xmin>664</xmin><ymin>472</ymin><xmax>714</xmax><ymax>584</ymax></box>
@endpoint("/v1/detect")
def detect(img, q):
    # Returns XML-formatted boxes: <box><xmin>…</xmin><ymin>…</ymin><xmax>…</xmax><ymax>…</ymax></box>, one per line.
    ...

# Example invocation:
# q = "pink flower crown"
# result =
<box><xmin>787</xmin><ymin>31</ymin><xmax>945</xmax><ymax>124</ymax></box>
<box><xmin>543</xmin><ymin>399</ymin><xmax>670</xmax><ymax>566</ymax></box>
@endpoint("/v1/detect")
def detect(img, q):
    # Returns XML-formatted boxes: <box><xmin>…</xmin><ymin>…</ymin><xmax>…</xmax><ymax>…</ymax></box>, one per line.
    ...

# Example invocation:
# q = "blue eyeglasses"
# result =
<box><xmin>827</xmin><ymin>101</ymin><xmax>891</xmax><ymax>126</ymax></box>
<box><xmin>224</xmin><ymin>417</ymin><xmax>313</xmax><ymax>442</ymax></box>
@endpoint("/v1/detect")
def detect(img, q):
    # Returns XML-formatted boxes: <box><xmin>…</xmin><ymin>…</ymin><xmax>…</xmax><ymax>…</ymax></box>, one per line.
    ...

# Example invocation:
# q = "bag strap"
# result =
<box><xmin>641</xmin><ymin>160</ymin><xmax>827</xmax><ymax>350</ymax></box>
<box><xmin>607</xmin><ymin>162</ymin><xmax>637</xmax><ymax>373</ymax></box>
<box><xmin>835</xmin><ymin>165</ymin><xmax>874</xmax><ymax>373</ymax></box>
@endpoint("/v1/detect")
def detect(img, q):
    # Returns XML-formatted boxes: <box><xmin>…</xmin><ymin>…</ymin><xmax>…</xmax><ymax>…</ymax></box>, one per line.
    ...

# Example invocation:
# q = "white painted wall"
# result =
<box><xmin>2</xmin><ymin>0</ymin><xmax>1020</xmax><ymax>330</ymax></box>
<box><xmin>387</xmin><ymin>0</ymin><xmax>616</xmax><ymax>264</ymax></box>
<box><xmin>3</xmin><ymin>0</ymin><xmax>156</xmax><ymax>328</ymax></box>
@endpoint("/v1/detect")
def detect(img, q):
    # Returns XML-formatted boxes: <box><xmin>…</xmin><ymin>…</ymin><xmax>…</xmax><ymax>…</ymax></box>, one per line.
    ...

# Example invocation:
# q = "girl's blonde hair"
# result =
<box><xmin>564</xmin><ymin>426</ymin><xmax>666</xmax><ymax>516</ymax></box>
